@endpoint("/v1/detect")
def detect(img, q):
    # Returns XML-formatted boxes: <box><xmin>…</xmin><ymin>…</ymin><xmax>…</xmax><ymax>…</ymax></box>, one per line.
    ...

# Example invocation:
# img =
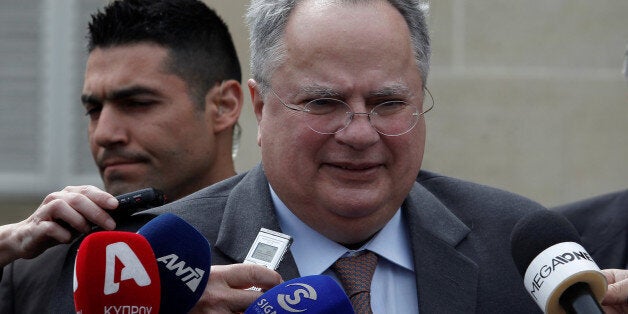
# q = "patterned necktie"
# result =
<box><xmin>332</xmin><ymin>251</ymin><xmax>378</xmax><ymax>314</ymax></box>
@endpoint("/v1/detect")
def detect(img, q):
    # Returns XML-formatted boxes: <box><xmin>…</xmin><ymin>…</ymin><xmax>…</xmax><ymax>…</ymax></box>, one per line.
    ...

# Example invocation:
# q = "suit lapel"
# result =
<box><xmin>214</xmin><ymin>164</ymin><xmax>301</xmax><ymax>280</ymax></box>
<box><xmin>404</xmin><ymin>183</ymin><xmax>479</xmax><ymax>313</ymax></box>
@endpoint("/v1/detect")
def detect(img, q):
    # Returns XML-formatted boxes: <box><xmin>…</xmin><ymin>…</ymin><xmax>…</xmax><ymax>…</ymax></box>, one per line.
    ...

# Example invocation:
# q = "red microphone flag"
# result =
<box><xmin>74</xmin><ymin>231</ymin><xmax>161</xmax><ymax>314</ymax></box>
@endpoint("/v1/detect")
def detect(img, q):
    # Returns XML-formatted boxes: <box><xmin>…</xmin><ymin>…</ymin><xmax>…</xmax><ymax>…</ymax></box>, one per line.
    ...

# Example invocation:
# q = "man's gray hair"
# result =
<box><xmin>246</xmin><ymin>0</ymin><xmax>431</xmax><ymax>95</ymax></box>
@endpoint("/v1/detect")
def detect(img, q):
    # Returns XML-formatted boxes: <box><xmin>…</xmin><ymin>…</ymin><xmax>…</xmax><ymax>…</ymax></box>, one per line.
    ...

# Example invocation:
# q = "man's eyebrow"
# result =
<box><xmin>299</xmin><ymin>83</ymin><xmax>412</xmax><ymax>98</ymax></box>
<box><xmin>300</xmin><ymin>85</ymin><xmax>341</xmax><ymax>98</ymax></box>
<box><xmin>108</xmin><ymin>86</ymin><xmax>160</xmax><ymax>100</ymax></box>
<box><xmin>81</xmin><ymin>94</ymin><xmax>100</xmax><ymax>105</ymax></box>
<box><xmin>368</xmin><ymin>84</ymin><xmax>411</xmax><ymax>97</ymax></box>
<box><xmin>81</xmin><ymin>86</ymin><xmax>161</xmax><ymax>105</ymax></box>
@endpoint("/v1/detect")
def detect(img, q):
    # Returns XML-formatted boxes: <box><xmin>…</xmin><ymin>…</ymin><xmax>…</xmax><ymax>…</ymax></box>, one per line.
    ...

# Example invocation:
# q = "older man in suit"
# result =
<box><xmin>177</xmin><ymin>0</ymin><xmax>548</xmax><ymax>312</ymax></box>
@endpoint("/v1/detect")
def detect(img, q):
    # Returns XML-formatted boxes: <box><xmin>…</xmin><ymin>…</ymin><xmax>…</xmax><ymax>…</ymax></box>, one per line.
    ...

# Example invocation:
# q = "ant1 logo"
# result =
<box><xmin>157</xmin><ymin>254</ymin><xmax>206</xmax><ymax>292</ymax></box>
<box><xmin>276</xmin><ymin>283</ymin><xmax>318</xmax><ymax>313</ymax></box>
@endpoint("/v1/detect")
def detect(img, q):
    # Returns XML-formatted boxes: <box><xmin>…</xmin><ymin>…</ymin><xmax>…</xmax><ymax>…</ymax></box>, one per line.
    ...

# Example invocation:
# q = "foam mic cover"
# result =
<box><xmin>137</xmin><ymin>213</ymin><xmax>211</xmax><ymax>314</ymax></box>
<box><xmin>73</xmin><ymin>231</ymin><xmax>161</xmax><ymax>314</ymax></box>
<box><xmin>510</xmin><ymin>210</ymin><xmax>607</xmax><ymax>314</ymax></box>
<box><xmin>245</xmin><ymin>275</ymin><xmax>354</xmax><ymax>314</ymax></box>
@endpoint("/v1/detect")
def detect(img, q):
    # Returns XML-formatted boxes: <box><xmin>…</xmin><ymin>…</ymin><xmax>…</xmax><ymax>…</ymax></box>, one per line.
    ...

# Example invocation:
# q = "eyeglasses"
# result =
<box><xmin>270</xmin><ymin>87</ymin><xmax>434</xmax><ymax>136</ymax></box>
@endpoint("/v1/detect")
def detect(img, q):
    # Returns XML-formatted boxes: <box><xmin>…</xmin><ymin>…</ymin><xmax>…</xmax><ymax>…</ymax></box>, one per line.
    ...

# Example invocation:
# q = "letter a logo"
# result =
<box><xmin>104</xmin><ymin>242</ymin><xmax>152</xmax><ymax>295</ymax></box>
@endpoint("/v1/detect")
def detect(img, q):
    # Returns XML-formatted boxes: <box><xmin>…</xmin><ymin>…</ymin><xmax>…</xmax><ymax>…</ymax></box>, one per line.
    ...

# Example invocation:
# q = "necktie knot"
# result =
<box><xmin>332</xmin><ymin>251</ymin><xmax>378</xmax><ymax>314</ymax></box>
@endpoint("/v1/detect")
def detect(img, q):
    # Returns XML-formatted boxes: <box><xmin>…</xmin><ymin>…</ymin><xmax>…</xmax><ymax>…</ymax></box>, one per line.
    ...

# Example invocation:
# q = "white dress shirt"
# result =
<box><xmin>270</xmin><ymin>185</ymin><xmax>420</xmax><ymax>313</ymax></box>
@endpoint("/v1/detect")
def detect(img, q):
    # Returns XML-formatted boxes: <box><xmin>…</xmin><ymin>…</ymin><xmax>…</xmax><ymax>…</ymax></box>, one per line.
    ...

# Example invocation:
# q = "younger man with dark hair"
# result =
<box><xmin>0</xmin><ymin>0</ymin><xmax>244</xmax><ymax>312</ymax></box>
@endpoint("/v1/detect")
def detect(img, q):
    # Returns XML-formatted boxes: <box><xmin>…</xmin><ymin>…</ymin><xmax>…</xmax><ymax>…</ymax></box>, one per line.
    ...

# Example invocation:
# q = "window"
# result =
<box><xmin>0</xmin><ymin>0</ymin><xmax>105</xmax><ymax>197</ymax></box>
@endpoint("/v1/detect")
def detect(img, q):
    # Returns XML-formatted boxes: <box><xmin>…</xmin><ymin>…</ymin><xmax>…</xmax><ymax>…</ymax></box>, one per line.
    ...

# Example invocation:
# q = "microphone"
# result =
<box><xmin>245</xmin><ymin>275</ymin><xmax>354</xmax><ymax>314</ymax></box>
<box><xmin>137</xmin><ymin>213</ymin><xmax>212</xmax><ymax>314</ymax></box>
<box><xmin>110</xmin><ymin>187</ymin><xmax>166</xmax><ymax>223</ymax></box>
<box><xmin>73</xmin><ymin>231</ymin><xmax>161</xmax><ymax>314</ymax></box>
<box><xmin>510</xmin><ymin>210</ymin><xmax>607</xmax><ymax>314</ymax></box>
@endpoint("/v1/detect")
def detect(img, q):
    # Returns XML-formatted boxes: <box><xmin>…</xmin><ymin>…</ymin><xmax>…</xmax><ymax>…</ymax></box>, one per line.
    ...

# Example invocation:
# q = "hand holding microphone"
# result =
<box><xmin>0</xmin><ymin>186</ymin><xmax>119</xmax><ymax>268</ymax></box>
<box><xmin>600</xmin><ymin>268</ymin><xmax>628</xmax><ymax>314</ymax></box>
<box><xmin>510</xmin><ymin>210</ymin><xmax>607</xmax><ymax>314</ymax></box>
<box><xmin>188</xmin><ymin>263</ymin><xmax>283</xmax><ymax>313</ymax></box>
<box><xmin>0</xmin><ymin>187</ymin><xmax>165</xmax><ymax>269</ymax></box>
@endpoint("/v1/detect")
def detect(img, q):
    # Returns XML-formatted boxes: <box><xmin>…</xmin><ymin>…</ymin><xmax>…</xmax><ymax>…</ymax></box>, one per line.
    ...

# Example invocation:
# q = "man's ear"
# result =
<box><xmin>248</xmin><ymin>79</ymin><xmax>264</xmax><ymax>147</ymax></box>
<box><xmin>210</xmin><ymin>79</ymin><xmax>243</xmax><ymax>133</ymax></box>
<box><xmin>248</xmin><ymin>79</ymin><xmax>265</xmax><ymax>124</ymax></box>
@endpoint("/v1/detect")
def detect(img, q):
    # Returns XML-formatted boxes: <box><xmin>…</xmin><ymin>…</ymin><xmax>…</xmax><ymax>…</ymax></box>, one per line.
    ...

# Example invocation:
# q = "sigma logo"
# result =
<box><xmin>156</xmin><ymin>254</ymin><xmax>205</xmax><ymax>292</ymax></box>
<box><xmin>276</xmin><ymin>283</ymin><xmax>318</xmax><ymax>313</ymax></box>
<box><xmin>104</xmin><ymin>242</ymin><xmax>152</xmax><ymax>295</ymax></box>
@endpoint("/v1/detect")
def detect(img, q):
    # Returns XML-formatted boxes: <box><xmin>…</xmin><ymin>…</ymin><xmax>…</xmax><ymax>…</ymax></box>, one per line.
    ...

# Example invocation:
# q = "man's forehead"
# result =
<box><xmin>82</xmin><ymin>45</ymin><xmax>184</xmax><ymax>100</ymax></box>
<box><xmin>85</xmin><ymin>43</ymin><xmax>170</xmax><ymax>74</ymax></box>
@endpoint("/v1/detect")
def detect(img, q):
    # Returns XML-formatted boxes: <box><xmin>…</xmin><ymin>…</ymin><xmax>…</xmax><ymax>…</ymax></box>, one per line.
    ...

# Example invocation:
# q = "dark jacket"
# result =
<box><xmin>553</xmin><ymin>189</ymin><xmax>628</xmax><ymax>269</ymax></box>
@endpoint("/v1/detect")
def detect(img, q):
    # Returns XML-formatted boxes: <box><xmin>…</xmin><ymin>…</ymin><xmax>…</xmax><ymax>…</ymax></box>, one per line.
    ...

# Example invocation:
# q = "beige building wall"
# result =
<box><xmin>423</xmin><ymin>0</ymin><xmax>627</xmax><ymax>206</ymax></box>
<box><xmin>1</xmin><ymin>0</ymin><xmax>626</xmax><ymax>223</ymax></box>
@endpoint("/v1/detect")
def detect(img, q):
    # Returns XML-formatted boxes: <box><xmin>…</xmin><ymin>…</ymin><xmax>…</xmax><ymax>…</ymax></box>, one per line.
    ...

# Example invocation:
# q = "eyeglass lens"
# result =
<box><xmin>303</xmin><ymin>99</ymin><xmax>421</xmax><ymax>136</ymax></box>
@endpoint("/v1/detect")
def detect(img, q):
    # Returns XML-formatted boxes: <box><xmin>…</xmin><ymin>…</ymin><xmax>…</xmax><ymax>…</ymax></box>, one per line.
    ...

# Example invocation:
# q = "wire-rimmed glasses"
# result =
<box><xmin>270</xmin><ymin>87</ymin><xmax>435</xmax><ymax>136</ymax></box>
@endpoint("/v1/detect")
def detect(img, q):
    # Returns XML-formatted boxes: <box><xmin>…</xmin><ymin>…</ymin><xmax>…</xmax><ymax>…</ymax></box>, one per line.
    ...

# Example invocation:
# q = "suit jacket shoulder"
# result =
<box><xmin>410</xmin><ymin>170</ymin><xmax>545</xmax><ymax>313</ymax></box>
<box><xmin>552</xmin><ymin>189</ymin><xmax>628</xmax><ymax>269</ymax></box>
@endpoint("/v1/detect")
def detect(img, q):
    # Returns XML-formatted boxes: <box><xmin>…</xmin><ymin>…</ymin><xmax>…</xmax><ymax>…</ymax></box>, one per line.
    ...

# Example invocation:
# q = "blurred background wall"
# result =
<box><xmin>0</xmin><ymin>0</ymin><xmax>626</xmax><ymax>224</ymax></box>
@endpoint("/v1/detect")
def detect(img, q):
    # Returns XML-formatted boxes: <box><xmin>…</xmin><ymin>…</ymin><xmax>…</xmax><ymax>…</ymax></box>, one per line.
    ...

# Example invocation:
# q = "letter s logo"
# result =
<box><xmin>276</xmin><ymin>283</ymin><xmax>318</xmax><ymax>313</ymax></box>
<box><xmin>103</xmin><ymin>242</ymin><xmax>152</xmax><ymax>295</ymax></box>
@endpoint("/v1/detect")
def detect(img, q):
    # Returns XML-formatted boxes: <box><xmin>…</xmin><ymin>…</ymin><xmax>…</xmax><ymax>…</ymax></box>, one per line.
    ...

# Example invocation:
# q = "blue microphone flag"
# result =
<box><xmin>138</xmin><ymin>213</ymin><xmax>211</xmax><ymax>314</ymax></box>
<box><xmin>245</xmin><ymin>275</ymin><xmax>354</xmax><ymax>314</ymax></box>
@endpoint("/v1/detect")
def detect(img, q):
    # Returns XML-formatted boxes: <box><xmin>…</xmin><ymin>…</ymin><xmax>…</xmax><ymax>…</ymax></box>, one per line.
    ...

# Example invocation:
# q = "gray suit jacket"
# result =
<box><xmin>553</xmin><ymin>189</ymin><xmax>628</xmax><ymax>269</ymax></box>
<box><xmin>0</xmin><ymin>165</ymin><xmax>544</xmax><ymax>313</ymax></box>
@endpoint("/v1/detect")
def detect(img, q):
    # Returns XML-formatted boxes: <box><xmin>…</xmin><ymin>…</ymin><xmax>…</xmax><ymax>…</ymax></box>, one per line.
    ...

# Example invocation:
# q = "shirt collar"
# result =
<box><xmin>269</xmin><ymin>185</ymin><xmax>414</xmax><ymax>275</ymax></box>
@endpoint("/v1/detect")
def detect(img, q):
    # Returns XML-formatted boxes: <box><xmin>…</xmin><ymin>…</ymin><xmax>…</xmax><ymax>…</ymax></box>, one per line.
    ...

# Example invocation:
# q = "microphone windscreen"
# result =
<box><xmin>245</xmin><ymin>275</ymin><xmax>354</xmax><ymax>314</ymax></box>
<box><xmin>510</xmin><ymin>210</ymin><xmax>606</xmax><ymax>314</ymax></box>
<box><xmin>73</xmin><ymin>231</ymin><xmax>161</xmax><ymax>314</ymax></box>
<box><xmin>137</xmin><ymin>213</ymin><xmax>211</xmax><ymax>314</ymax></box>
<box><xmin>510</xmin><ymin>210</ymin><xmax>581</xmax><ymax>277</ymax></box>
